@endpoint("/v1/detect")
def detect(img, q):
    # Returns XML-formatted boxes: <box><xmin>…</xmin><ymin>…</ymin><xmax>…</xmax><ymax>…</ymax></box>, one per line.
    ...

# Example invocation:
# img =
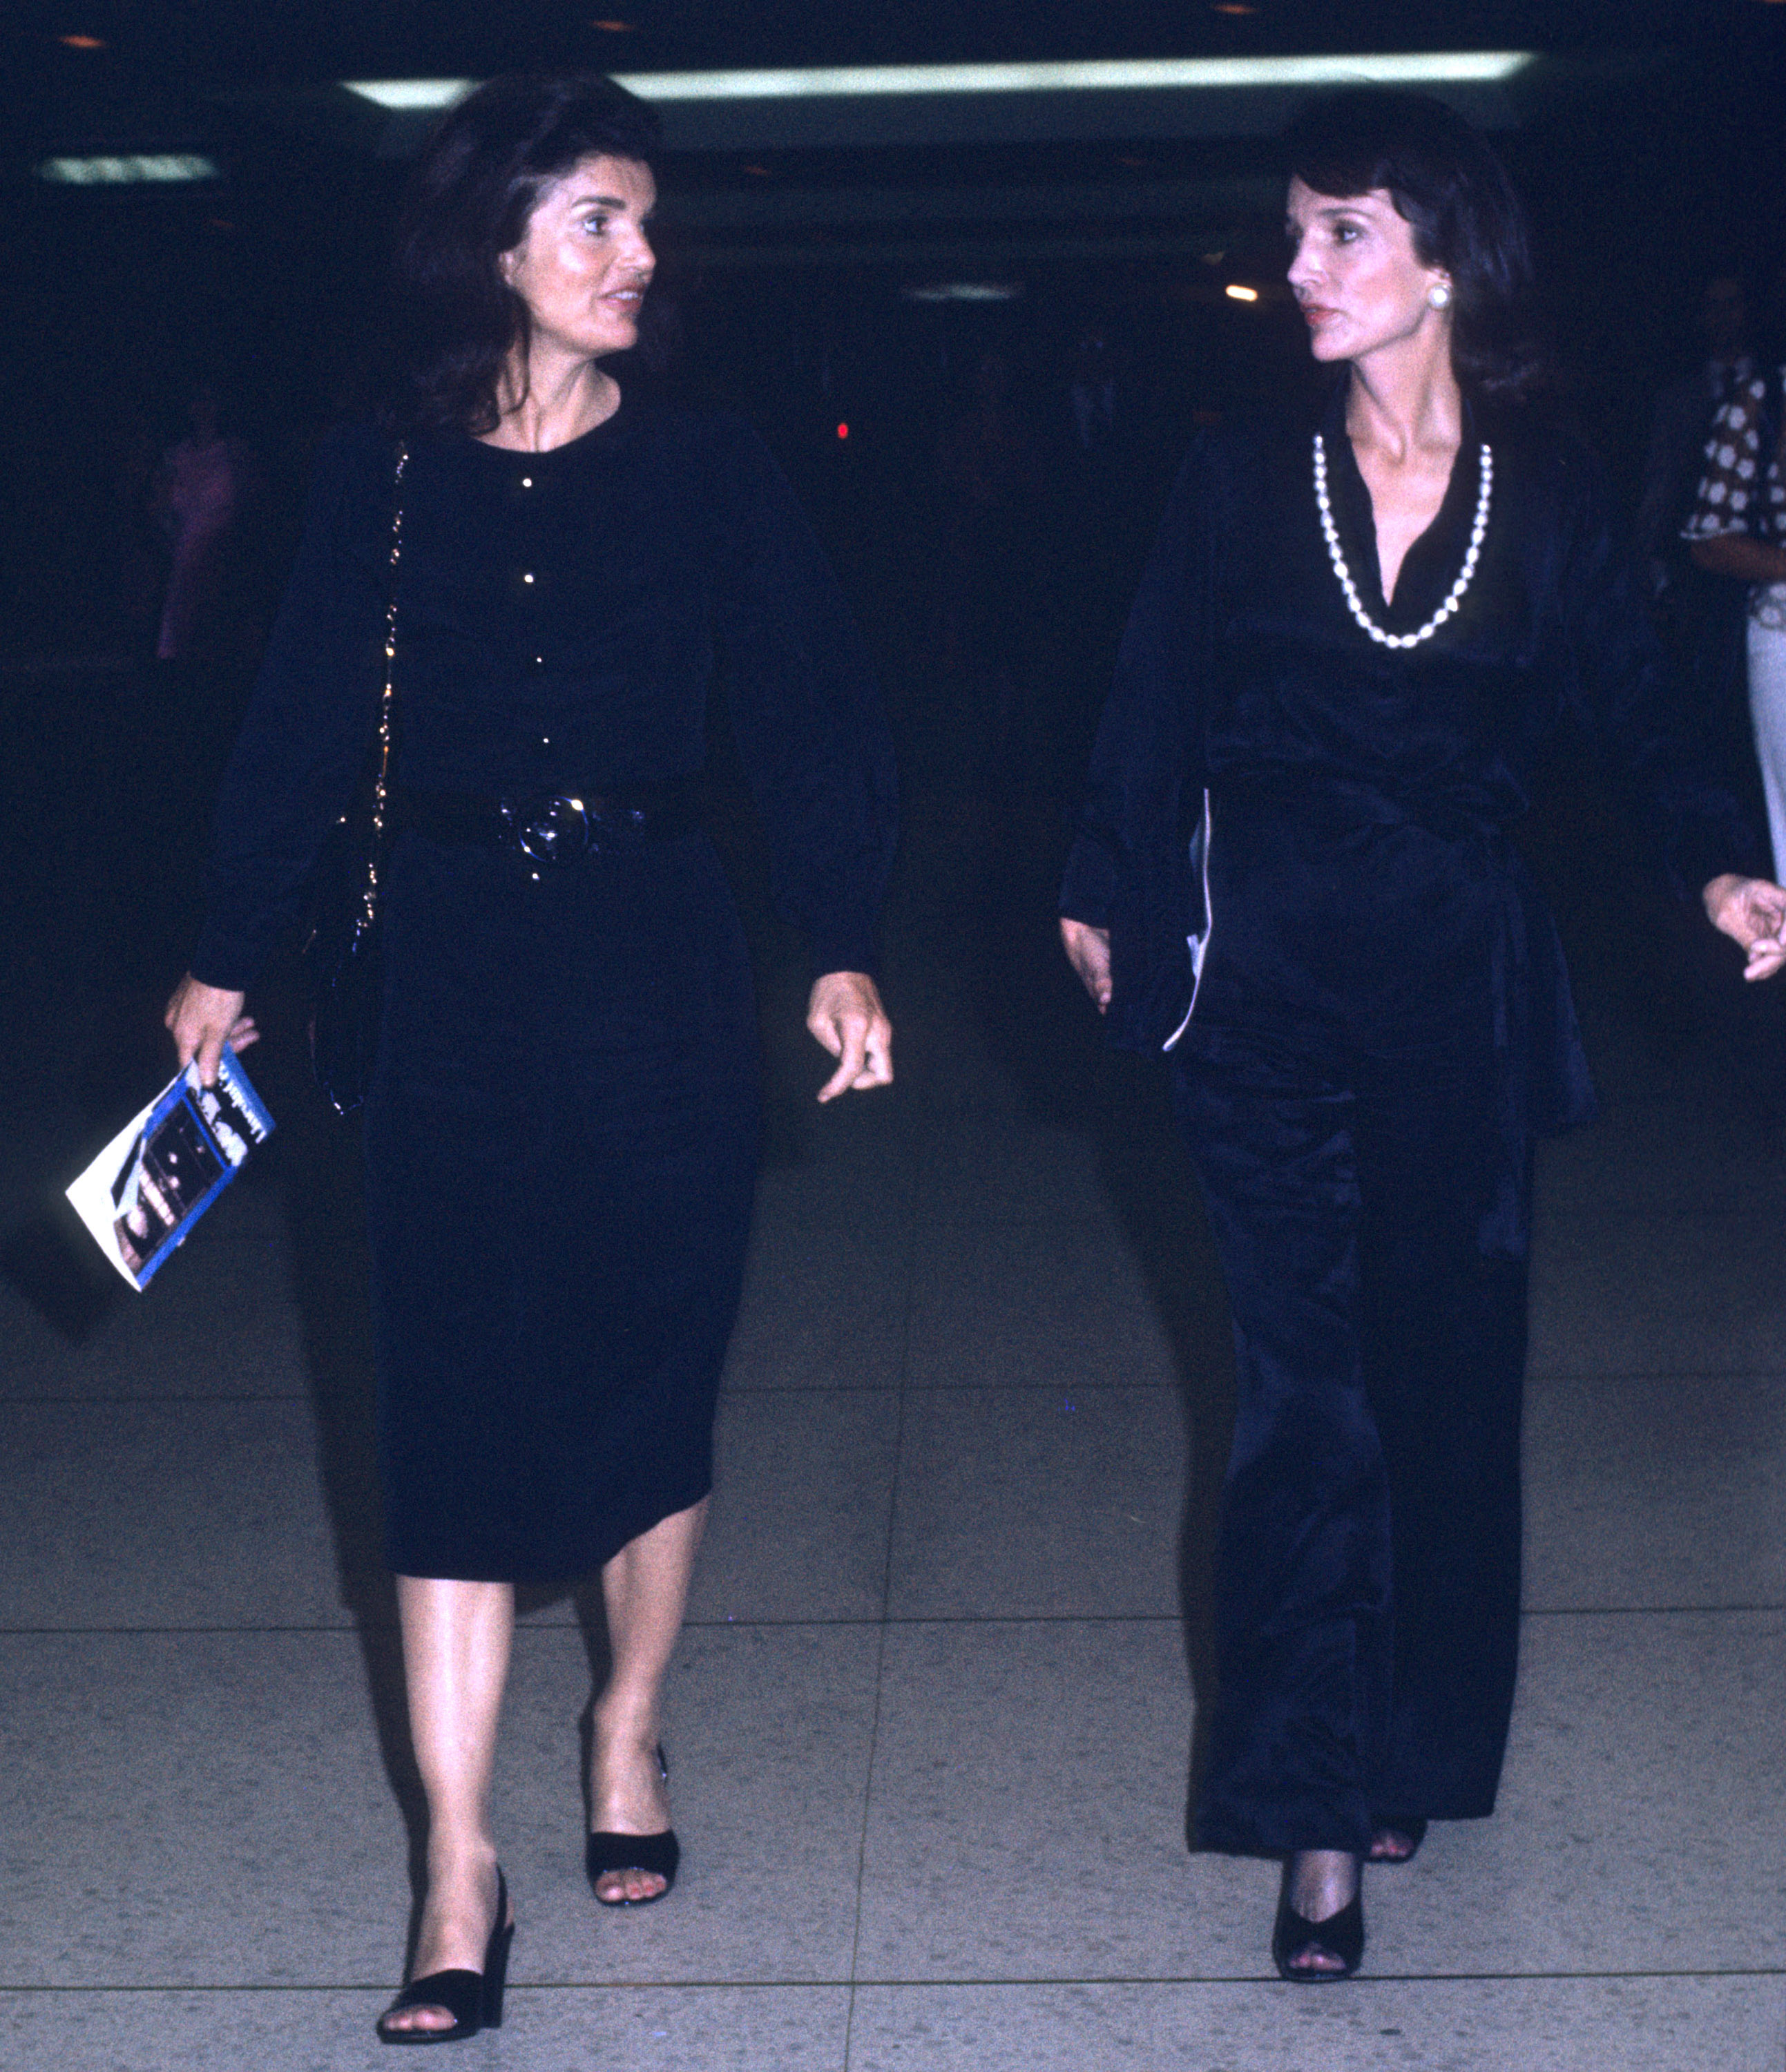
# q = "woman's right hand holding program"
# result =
<box><xmin>164</xmin><ymin>975</ymin><xmax>257</xmax><ymax>1086</ymax></box>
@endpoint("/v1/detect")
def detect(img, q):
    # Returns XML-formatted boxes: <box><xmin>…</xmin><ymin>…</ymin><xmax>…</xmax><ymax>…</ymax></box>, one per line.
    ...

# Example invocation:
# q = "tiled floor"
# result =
<box><xmin>3</xmin><ymin>709</ymin><xmax>1784</xmax><ymax>2069</ymax></box>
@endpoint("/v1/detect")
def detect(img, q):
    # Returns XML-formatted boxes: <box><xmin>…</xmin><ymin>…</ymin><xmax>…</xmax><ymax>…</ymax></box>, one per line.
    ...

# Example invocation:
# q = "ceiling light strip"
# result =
<box><xmin>39</xmin><ymin>153</ymin><xmax>220</xmax><ymax>184</ymax></box>
<box><xmin>343</xmin><ymin>79</ymin><xmax>476</xmax><ymax>110</ymax></box>
<box><xmin>342</xmin><ymin>52</ymin><xmax>1533</xmax><ymax>113</ymax></box>
<box><xmin>613</xmin><ymin>54</ymin><xmax>1535</xmax><ymax>100</ymax></box>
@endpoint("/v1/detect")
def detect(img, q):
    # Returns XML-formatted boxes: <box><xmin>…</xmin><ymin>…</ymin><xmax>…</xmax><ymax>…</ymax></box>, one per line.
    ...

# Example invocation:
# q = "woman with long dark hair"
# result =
<box><xmin>166</xmin><ymin>74</ymin><xmax>895</xmax><ymax>2042</ymax></box>
<box><xmin>1059</xmin><ymin>90</ymin><xmax>1786</xmax><ymax>1979</ymax></box>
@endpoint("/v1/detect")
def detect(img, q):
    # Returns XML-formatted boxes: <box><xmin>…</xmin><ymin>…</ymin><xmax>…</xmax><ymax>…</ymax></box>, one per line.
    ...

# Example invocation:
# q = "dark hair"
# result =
<box><xmin>390</xmin><ymin>73</ymin><xmax>662</xmax><ymax>437</ymax></box>
<box><xmin>1284</xmin><ymin>89</ymin><xmax>1547</xmax><ymax>404</ymax></box>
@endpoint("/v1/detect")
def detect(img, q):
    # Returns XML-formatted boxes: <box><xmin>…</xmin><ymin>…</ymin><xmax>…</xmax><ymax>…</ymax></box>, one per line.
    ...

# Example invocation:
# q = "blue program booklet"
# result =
<box><xmin>65</xmin><ymin>1045</ymin><xmax>275</xmax><ymax>1289</ymax></box>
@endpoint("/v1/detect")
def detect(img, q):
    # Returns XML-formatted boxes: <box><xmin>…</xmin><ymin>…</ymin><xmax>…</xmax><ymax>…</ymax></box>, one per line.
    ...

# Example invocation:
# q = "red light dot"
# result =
<box><xmin>836</xmin><ymin>423</ymin><xmax>849</xmax><ymax>440</ymax></box>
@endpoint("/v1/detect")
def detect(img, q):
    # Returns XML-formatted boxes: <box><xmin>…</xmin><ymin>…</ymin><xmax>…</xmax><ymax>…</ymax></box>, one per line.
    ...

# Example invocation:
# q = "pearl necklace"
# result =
<box><xmin>1313</xmin><ymin>433</ymin><xmax>1492</xmax><ymax>651</ymax></box>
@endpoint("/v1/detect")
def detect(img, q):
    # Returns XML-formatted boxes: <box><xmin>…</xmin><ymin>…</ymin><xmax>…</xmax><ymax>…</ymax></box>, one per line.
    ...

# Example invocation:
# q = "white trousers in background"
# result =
<box><xmin>1747</xmin><ymin>604</ymin><xmax>1786</xmax><ymax>880</ymax></box>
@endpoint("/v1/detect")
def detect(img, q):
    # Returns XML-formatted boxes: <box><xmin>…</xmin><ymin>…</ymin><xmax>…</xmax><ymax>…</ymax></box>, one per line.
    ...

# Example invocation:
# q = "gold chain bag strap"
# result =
<box><xmin>304</xmin><ymin>443</ymin><xmax>408</xmax><ymax>1116</ymax></box>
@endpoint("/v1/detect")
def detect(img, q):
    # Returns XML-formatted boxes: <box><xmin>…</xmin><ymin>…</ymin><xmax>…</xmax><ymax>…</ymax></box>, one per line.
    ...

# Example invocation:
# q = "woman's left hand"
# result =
<box><xmin>807</xmin><ymin>972</ymin><xmax>894</xmax><ymax>1101</ymax></box>
<box><xmin>1704</xmin><ymin>874</ymin><xmax>1786</xmax><ymax>979</ymax></box>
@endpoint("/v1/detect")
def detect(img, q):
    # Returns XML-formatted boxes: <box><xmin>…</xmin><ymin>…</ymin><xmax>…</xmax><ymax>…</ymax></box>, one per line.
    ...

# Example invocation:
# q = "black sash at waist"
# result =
<box><xmin>1201</xmin><ymin>769</ymin><xmax>1594</xmax><ymax>1258</ymax></box>
<box><xmin>1207</xmin><ymin>771</ymin><xmax>1516</xmax><ymax>849</ymax></box>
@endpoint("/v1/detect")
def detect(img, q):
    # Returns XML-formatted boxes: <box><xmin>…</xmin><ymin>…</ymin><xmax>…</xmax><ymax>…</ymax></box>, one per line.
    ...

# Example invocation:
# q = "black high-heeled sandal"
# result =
<box><xmin>587</xmin><ymin>1745</ymin><xmax>679</xmax><ymax>1907</ymax></box>
<box><xmin>1367</xmin><ymin>1817</ymin><xmax>1428</xmax><ymax>1863</ymax></box>
<box><xmin>1271</xmin><ymin>1878</ymin><xmax>1365</xmax><ymax>1982</ymax></box>
<box><xmin>377</xmin><ymin>1867</ymin><xmax>514</xmax><ymax>2046</ymax></box>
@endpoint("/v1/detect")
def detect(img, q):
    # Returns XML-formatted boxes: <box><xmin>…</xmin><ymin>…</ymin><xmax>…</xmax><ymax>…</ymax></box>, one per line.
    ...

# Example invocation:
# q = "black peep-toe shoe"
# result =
<box><xmin>587</xmin><ymin>1745</ymin><xmax>679</xmax><ymax>1907</ymax></box>
<box><xmin>1271</xmin><ymin>1883</ymin><xmax>1365</xmax><ymax>1983</ymax></box>
<box><xmin>1367</xmin><ymin>1817</ymin><xmax>1428</xmax><ymax>1864</ymax></box>
<box><xmin>377</xmin><ymin>1868</ymin><xmax>514</xmax><ymax>2046</ymax></box>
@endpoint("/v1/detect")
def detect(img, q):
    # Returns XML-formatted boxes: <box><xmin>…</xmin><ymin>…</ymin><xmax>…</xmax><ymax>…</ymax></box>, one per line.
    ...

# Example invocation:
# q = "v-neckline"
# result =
<box><xmin>1321</xmin><ymin>392</ymin><xmax>1479</xmax><ymax>631</ymax></box>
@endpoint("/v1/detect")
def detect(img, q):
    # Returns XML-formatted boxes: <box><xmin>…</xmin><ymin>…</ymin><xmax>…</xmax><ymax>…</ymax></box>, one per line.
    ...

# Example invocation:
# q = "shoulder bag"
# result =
<box><xmin>303</xmin><ymin>443</ymin><xmax>407</xmax><ymax>1116</ymax></box>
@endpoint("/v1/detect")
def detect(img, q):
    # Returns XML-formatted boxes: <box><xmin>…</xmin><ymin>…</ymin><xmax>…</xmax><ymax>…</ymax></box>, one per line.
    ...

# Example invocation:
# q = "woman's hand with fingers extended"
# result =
<box><xmin>806</xmin><ymin>971</ymin><xmax>893</xmax><ymax>1102</ymax></box>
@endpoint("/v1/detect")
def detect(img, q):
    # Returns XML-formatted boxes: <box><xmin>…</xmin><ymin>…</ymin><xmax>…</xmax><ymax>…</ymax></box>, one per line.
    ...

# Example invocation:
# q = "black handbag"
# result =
<box><xmin>304</xmin><ymin>445</ymin><xmax>407</xmax><ymax>1117</ymax></box>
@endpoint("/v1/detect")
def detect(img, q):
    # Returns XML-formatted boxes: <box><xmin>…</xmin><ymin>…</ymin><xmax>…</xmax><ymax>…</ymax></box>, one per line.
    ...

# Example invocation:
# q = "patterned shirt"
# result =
<box><xmin>1683</xmin><ymin>368</ymin><xmax>1786</xmax><ymax>629</ymax></box>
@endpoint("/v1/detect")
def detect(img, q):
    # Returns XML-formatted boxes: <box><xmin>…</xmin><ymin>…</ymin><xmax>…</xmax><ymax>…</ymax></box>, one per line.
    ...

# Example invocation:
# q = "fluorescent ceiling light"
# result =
<box><xmin>344</xmin><ymin>79</ymin><xmax>475</xmax><ymax>110</ymax></box>
<box><xmin>615</xmin><ymin>54</ymin><xmax>1535</xmax><ymax>101</ymax></box>
<box><xmin>903</xmin><ymin>282</ymin><xmax>1025</xmax><ymax>303</ymax></box>
<box><xmin>39</xmin><ymin>153</ymin><xmax>219</xmax><ymax>184</ymax></box>
<box><xmin>342</xmin><ymin>56</ymin><xmax>1531</xmax><ymax>117</ymax></box>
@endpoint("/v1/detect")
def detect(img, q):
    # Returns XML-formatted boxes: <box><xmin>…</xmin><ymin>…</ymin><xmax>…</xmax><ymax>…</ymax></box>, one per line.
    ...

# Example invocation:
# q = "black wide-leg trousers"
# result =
<box><xmin>1173</xmin><ymin>1022</ymin><xmax>1528</xmax><ymax>1857</ymax></box>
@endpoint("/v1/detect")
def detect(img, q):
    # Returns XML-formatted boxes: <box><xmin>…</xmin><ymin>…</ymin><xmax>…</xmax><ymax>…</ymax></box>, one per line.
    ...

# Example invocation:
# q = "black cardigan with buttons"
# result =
<box><xmin>191</xmin><ymin>398</ymin><xmax>896</xmax><ymax>990</ymax></box>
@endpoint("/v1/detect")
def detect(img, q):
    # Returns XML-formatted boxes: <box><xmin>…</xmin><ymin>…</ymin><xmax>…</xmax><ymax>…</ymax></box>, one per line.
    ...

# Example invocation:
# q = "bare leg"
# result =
<box><xmin>1282</xmin><ymin>1850</ymin><xmax>1362</xmax><ymax>1976</ymax></box>
<box><xmin>589</xmin><ymin>1497</ymin><xmax>709</xmax><ymax>1903</ymax></box>
<box><xmin>378</xmin><ymin>1576</ymin><xmax>515</xmax><ymax>2039</ymax></box>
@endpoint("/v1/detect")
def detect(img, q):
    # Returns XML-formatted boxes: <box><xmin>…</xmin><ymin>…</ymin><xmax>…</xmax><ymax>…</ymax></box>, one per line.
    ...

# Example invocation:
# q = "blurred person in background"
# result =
<box><xmin>1637</xmin><ymin>272</ymin><xmax>1758</xmax><ymax>801</ymax></box>
<box><xmin>151</xmin><ymin>385</ymin><xmax>255</xmax><ymax>666</ymax></box>
<box><xmin>1038</xmin><ymin>316</ymin><xmax>1160</xmax><ymax>812</ymax></box>
<box><xmin>1685</xmin><ymin>261</ymin><xmax>1786</xmax><ymax>879</ymax></box>
<box><xmin>936</xmin><ymin>347</ymin><xmax>1044</xmax><ymax>776</ymax></box>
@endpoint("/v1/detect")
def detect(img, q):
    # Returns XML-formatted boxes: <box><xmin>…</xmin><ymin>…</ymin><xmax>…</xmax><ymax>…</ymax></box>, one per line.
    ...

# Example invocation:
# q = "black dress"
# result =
<box><xmin>1061</xmin><ymin>387</ymin><xmax>1761</xmax><ymax>1855</ymax></box>
<box><xmin>193</xmin><ymin>399</ymin><xmax>896</xmax><ymax>1584</ymax></box>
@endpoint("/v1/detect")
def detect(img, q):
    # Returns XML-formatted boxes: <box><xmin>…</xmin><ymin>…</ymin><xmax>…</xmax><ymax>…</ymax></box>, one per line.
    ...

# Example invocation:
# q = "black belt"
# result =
<box><xmin>394</xmin><ymin>780</ymin><xmax>700</xmax><ymax>865</ymax></box>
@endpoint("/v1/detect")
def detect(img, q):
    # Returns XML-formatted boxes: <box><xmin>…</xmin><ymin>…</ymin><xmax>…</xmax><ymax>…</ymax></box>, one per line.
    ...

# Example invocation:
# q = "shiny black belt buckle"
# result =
<box><xmin>501</xmin><ymin>794</ymin><xmax>593</xmax><ymax>865</ymax></box>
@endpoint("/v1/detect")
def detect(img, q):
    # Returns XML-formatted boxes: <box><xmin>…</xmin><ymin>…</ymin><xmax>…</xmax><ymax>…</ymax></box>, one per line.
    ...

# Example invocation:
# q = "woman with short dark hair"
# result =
<box><xmin>166</xmin><ymin>72</ymin><xmax>896</xmax><ymax>2043</ymax></box>
<box><xmin>1060</xmin><ymin>89</ymin><xmax>1785</xmax><ymax>1979</ymax></box>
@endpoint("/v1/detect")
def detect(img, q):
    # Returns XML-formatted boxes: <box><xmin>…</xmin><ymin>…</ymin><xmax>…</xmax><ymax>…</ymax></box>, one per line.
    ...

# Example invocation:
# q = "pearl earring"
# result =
<box><xmin>1428</xmin><ymin>282</ymin><xmax>1452</xmax><ymax>310</ymax></box>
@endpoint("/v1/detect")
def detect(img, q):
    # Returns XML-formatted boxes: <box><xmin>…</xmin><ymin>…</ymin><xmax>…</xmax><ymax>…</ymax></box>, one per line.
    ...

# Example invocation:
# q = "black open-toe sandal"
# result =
<box><xmin>586</xmin><ymin>1825</ymin><xmax>680</xmax><ymax>1905</ymax></box>
<box><xmin>1271</xmin><ymin>1883</ymin><xmax>1365</xmax><ymax>1982</ymax></box>
<box><xmin>586</xmin><ymin>1745</ymin><xmax>678</xmax><ymax>1907</ymax></box>
<box><xmin>1367</xmin><ymin>1818</ymin><xmax>1428</xmax><ymax>1864</ymax></box>
<box><xmin>378</xmin><ymin>1868</ymin><xmax>514</xmax><ymax>2045</ymax></box>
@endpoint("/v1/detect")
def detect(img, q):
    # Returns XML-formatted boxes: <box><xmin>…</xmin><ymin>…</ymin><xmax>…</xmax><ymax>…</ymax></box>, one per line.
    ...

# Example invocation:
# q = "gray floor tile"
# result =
<box><xmin>751</xmin><ymin>1091</ymin><xmax>919</xmax><ymax>1234</ymax></box>
<box><xmin>851</xmin><ymin>1612</ymin><xmax>1786</xmax><ymax>1986</ymax></box>
<box><xmin>722</xmin><ymin>1218</ymin><xmax>912</xmax><ymax>1394</ymax></box>
<box><xmin>886</xmin><ymin>1392</ymin><xmax>1193</xmax><ymax>1620</ymax></box>
<box><xmin>0</xmin><ymin>1624</ymin><xmax>879</xmax><ymax>1991</ymax></box>
<box><xmin>510</xmin><ymin>1985</ymin><xmax>851</xmax><ymax>2067</ymax></box>
<box><xmin>758</xmin><ymin>1076</ymin><xmax>915</xmax><ymax>1165</ymax></box>
<box><xmin>912</xmin><ymin>1111</ymin><xmax>1116</xmax><ymax>1227</ymax></box>
<box><xmin>749</xmin><ymin>1155</ymin><xmax>919</xmax><ymax>1240</ymax></box>
<box><xmin>845</xmin><ymin>1977</ymin><xmax>1785</xmax><ymax>2072</ymax></box>
<box><xmin>1524</xmin><ymin>1376</ymin><xmax>1786</xmax><ymax>1610</ymax></box>
<box><xmin>904</xmin><ymin>1220</ymin><xmax>1227</xmax><ymax>1392</ymax></box>
<box><xmin>0</xmin><ymin>1985</ymin><xmax>852</xmax><ymax>2072</ymax></box>
<box><xmin>0</xmin><ymin>1994</ymin><xmax>400</xmax><ymax>2072</ymax></box>
<box><xmin>878</xmin><ymin>986</ymin><xmax>1050</xmax><ymax>1120</ymax></box>
<box><xmin>0</xmin><ymin>1206</ymin><xmax>311</xmax><ymax>1403</ymax></box>
<box><xmin>1535</xmin><ymin>1082</ymin><xmax>1786</xmax><ymax>1218</ymax></box>
<box><xmin>892</xmin><ymin>1037</ymin><xmax>1027</xmax><ymax>1123</ymax></box>
<box><xmin>1</xmin><ymin>1633</ymin><xmax>407</xmax><ymax>1988</ymax></box>
<box><xmin>0</xmin><ymin>1400</ymin><xmax>360</xmax><ymax>1630</ymax></box>
<box><xmin>494</xmin><ymin>1625</ymin><xmax>881</xmax><ymax>1986</ymax></box>
<box><xmin>1414</xmin><ymin>1611</ymin><xmax>1786</xmax><ymax>1975</ymax></box>
<box><xmin>688</xmin><ymin>1390</ymin><xmax>900</xmax><ymax>1623</ymax></box>
<box><xmin>854</xmin><ymin>1622</ymin><xmax>1219</xmax><ymax>1982</ymax></box>
<box><xmin>1528</xmin><ymin>1210</ymin><xmax>1786</xmax><ymax>1376</ymax></box>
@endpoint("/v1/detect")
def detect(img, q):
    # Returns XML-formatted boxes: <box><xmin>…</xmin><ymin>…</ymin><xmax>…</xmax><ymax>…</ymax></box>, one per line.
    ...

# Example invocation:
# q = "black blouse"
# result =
<box><xmin>192</xmin><ymin>399</ymin><xmax>897</xmax><ymax>990</ymax></box>
<box><xmin>1062</xmin><ymin>387</ymin><xmax>1765</xmax><ymax>1057</ymax></box>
